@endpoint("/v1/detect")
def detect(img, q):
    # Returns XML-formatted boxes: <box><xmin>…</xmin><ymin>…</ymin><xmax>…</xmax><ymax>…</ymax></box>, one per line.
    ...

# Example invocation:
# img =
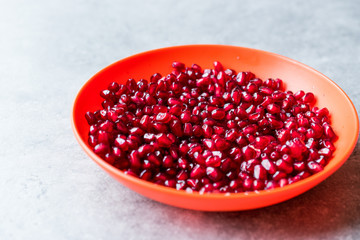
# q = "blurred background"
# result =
<box><xmin>0</xmin><ymin>0</ymin><xmax>359</xmax><ymax>239</ymax></box>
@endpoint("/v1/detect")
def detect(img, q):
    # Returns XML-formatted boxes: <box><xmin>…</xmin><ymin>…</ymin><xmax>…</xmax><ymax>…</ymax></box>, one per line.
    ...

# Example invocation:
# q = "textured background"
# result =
<box><xmin>1</xmin><ymin>0</ymin><xmax>359</xmax><ymax>239</ymax></box>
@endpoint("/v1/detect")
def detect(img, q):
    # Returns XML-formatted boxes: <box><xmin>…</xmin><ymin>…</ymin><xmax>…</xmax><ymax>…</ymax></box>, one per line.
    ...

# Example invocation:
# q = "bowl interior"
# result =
<box><xmin>72</xmin><ymin>45</ymin><xmax>358</xmax><ymax>211</ymax></box>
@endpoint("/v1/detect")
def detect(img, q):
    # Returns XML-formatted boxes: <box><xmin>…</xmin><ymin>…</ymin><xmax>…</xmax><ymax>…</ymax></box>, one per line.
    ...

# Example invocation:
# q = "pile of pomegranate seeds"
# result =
<box><xmin>85</xmin><ymin>61</ymin><xmax>336</xmax><ymax>193</ymax></box>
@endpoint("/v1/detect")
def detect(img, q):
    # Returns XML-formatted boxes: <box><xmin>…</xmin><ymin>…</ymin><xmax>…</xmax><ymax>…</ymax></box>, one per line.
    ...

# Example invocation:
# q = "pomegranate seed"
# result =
<box><xmin>172</xmin><ymin>61</ymin><xmax>185</xmax><ymax>71</ymax></box>
<box><xmin>211</xmin><ymin>109</ymin><xmax>225</xmax><ymax>120</ymax></box>
<box><xmin>206</xmin><ymin>167</ymin><xmax>223</xmax><ymax>182</ymax></box>
<box><xmin>323</xmin><ymin>124</ymin><xmax>336</xmax><ymax>140</ymax></box>
<box><xmin>307</xmin><ymin>161</ymin><xmax>323</xmax><ymax>173</ymax></box>
<box><xmin>190</xmin><ymin>165</ymin><xmax>206</xmax><ymax>179</ymax></box>
<box><xmin>253</xmin><ymin>165</ymin><xmax>267</xmax><ymax>180</ymax></box>
<box><xmin>156</xmin><ymin>112</ymin><xmax>171</xmax><ymax>123</ymax></box>
<box><xmin>318</xmin><ymin>148</ymin><xmax>332</xmax><ymax>158</ymax></box>
<box><xmin>261</xmin><ymin>159</ymin><xmax>277</xmax><ymax>175</ymax></box>
<box><xmin>94</xmin><ymin>143</ymin><xmax>109</xmax><ymax>155</ymax></box>
<box><xmin>213</xmin><ymin>61</ymin><xmax>223</xmax><ymax>73</ymax></box>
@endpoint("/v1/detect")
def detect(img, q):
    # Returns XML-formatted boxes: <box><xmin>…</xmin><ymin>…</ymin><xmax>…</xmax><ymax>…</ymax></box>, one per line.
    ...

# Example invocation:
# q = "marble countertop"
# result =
<box><xmin>1</xmin><ymin>0</ymin><xmax>359</xmax><ymax>239</ymax></box>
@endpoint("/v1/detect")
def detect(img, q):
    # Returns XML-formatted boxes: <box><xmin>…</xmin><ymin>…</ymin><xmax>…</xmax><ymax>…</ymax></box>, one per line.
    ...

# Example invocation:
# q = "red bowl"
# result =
<box><xmin>72</xmin><ymin>45</ymin><xmax>358</xmax><ymax>211</ymax></box>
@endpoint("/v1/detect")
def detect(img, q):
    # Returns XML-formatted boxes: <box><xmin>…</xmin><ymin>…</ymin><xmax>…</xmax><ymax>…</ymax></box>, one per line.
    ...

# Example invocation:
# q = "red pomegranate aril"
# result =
<box><xmin>293</xmin><ymin>161</ymin><xmax>305</xmax><ymax>172</ymax></box>
<box><xmin>316</xmin><ymin>156</ymin><xmax>327</xmax><ymax>166</ymax></box>
<box><xmin>156</xmin><ymin>112</ymin><xmax>171</xmax><ymax>123</ymax></box>
<box><xmin>183</xmin><ymin>123</ymin><xmax>193</xmax><ymax>136</ymax></box>
<box><xmin>272</xmin><ymin>171</ymin><xmax>287</xmax><ymax>181</ymax></box>
<box><xmin>229</xmin><ymin>179</ymin><xmax>242</xmax><ymax>190</ymax></box>
<box><xmin>129</xmin><ymin>127</ymin><xmax>144</xmax><ymax>136</ymax></box>
<box><xmin>203</xmin><ymin>139</ymin><xmax>215</xmax><ymax>150</ymax></box>
<box><xmin>254</xmin><ymin>136</ymin><xmax>271</xmax><ymax>149</ymax></box>
<box><xmin>294</xmin><ymin>90</ymin><xmax>305</xmax><ymax>100</ymax></box>
<box><xmin>278</xmin><ymin>178</ymin><xmax>288</xmax><ymax>188</ymax></box>
<box><xmin>97</xmin><ymin>130</ymin><xmax>110</xmax><ymax>144</ymax></box>
<box><xmin>199</xmin><ymin>184</ymin><xmax>214</xmax><ymax>193</ymax></box>
<box><xmin>213</xmin><ymin>61</ymin><xmax>223</xmax><ymax>73</ymax></box>
<box><xmin>152</xmin><ymin>122</ymin><xmax>168</xmax><ymax>133</ymax></box>
<box><xmin>175</xmin><ymin>180</ymin><xmax>186</xmax><ymax>190</ymax></box>
<box><xmin>190</xmin><ymin>165</ymin><xmax>206</xmax><ymax>179</ymax></box>
<box><xmin>147</xmin><ymin>153</ymin><xmax>161</xmax><ymax>167</ymax></box>
<box><xmin>94</xmin><ymin>142</ymin><xmax>109</xmax><ymax>155</ymax></box>
<box><xmin>139</xmin><ymin>115</ymin><xmax>151</xmax><ymax>129</ymax></box>
<box><xmin>264</xmin><ymin>180</ymin><xmax>278</xmax><ymax>190</ymax></box>
<box><xmin>227</xmin><ymin>120</ymin><xmax>237</xmax><ymax>129</ymax></box>
<box><xmin>311</xmin><ymin>122</ymin><xmax>323</xmax><ymax>137</ymax></box>
<box><xmin>323</xmin><ymin>140</ymin><xmax>335</xmax><ymax>152</ymax></box>
<box><xmin>266</xmin><ymin>103</ymin><xmax>281</xmax><ymax>114</ymax></box>
<box><xmin>242</xmin><ymin>178</ymin><xmax>253</xmax><ymax>191</ymax></box>
<box><xmin>176</xmin><ymin>170</ymin><xmax>188</xmax><ymax>181</ymax></box>
<box><xmin>240</xmin><ymin>146</ymin><xmax>254</xmax><ymax>160</ymax></box>
<box><xmin>155</xmin><ymin>133</ymin><xmax>172</xmax><ymax>148</ymax></box>
<box><xmin>316</xmin><ymin>107</ymin><xmax>329</xmax><ymax>118</ymax></box>
<box><xmin>268</xmin><ymin>118</ymin><xmax>284</xmax><ymax>129</ymax></box>
<box><xmin>261</xmin><ymin>159</ymin><xmax>277</xmax><ymax>175</ymax></box>
<box><xmin>205</xmin><ymin>156</ymin><xmax>221</xmax><ymax>167</ymax></box>
<box><xmin>169</xmin><ymin>120</ymin><xmax>183</xmax><ymax>137</ymax></box>
<box><xmin>259</xmin><ymin>86</ymin><xmax>274</xmax><ymax>96</ymax></box>
<box><xmin>129</xmin><ymin>150</ymin><xmax>141</xmax><ymax>169</ymax></box>
<box><xmin>89</xmin><ymin>125</ymin><xmax>98</xmax><ymax>135</ymax></box>
<box><xmin>201</xmin><ymin>124</ymin><xmax>212</xmax><ymax>138</ymax></box>
<box><xmin>276</xmin><ymin>160</ymin><xmax>293</xmax><ymax>174</ymax></box>
<box><xmin>253</xmin><ymin>165</ymin><xmax>267</xmax><ymax>180</ymax></box>
<box><xmin>318</xmin><ymin>148</ymin><xmax>332</xmax><ymax>158</ymax></box>
<box><xmin>225</xmin><ymin>129</ymin><xmax>237</xmax><ymax>142</ymax></box>
<box><xmin>193</xmin><ymin>152</ymin><xmax>205</xmax><ymax>165</ymax></box>
<box><xmin>138</xmin><ymin>144</ymin><xmax>154</xmax><ymax>157</ymax></box>
<box><xmin>206</xmin><ymin>167</ymin><xmax>223</xmax><ymax>182</ymax></box>
<box><xmin>323</xmin><ymin>124</ymin><xmax>336</xmax><ymax>140</ymax></box>
<box><xmin>172</xmin><ymin>61</ymin><xmax>185</xmax><ymax>71</ymax></box>
<box><xmin>85</xmin><ymin>112</ymin><xmax>97</xmax><ymax>125</ymax></box>
<box><xmin>139</xmin><ymin>169</ymin><xmax>152</xmax><ymax>181</ymax></box>
<box><xmin>302</xmin><ymin>92</ymin><xmax>315</xmax><ymax>103</ymax></box>
<box><xmin>163</xmin><ymin>179</ymin><xmax>175</xmax><ymax>188</ymax></box>
<box><xmin>215</xmin><ymin>138</ymin><xmax>230</xmax><ymax>151</ymax></box>
<box><xmin>192</xmin><ymin>125</ymin><xmax>202</xmax><ymax>137</ymax></box>
<box><xmin>252</xmin><ymin>180</ymin><xmax>264</xmax><ymax>191</ymax></box>
<box><xmin>107</xmin><ymin>81</ymin><xmax>119</xmax><ymax>92</ymax></box>
<box><xmin>187</xmin><ymin>178</ymin><xmax>200</xmax><ymax>190</ymax></box>
<box><xmin>307</xmin><ymin>161</ymin><xmax>323</xmax><ymax>173</ymax></box>
<box><xmin>287</xmin><ymin>138</ymin><xmax>306</xmax><ymax>158</ymax></box>
<box><xmin>211</xmin><ymin>109</ymin><xmax>226</xmax><ymax>120</ymax></box>
<box><xmin>112</xmin><ymin>146</ymin><xmax>122</xmax><ymax>157</ymax></box>
<box><xmin>178</xmin><ymin>157</ymin><xmax>189</xmax><ymax>169</ymax></box>
<box><xmin>162</xmin><ymin>155</ymin><xmax>174</xmax><ymax>168</ymax></box>
<box><xmin>180</xmin><ymin>111</ymin><xmax>191</xmax><ymax>123</ymax></box>
<box><xmin>99</xmin><ymin>120</ymin><xmax>113</xmax><ymax>132</ymax></box>
<box><xmin>114</xmin><ymin>137</ymin><xmax>129</xmax><ymax>151</ymax></box>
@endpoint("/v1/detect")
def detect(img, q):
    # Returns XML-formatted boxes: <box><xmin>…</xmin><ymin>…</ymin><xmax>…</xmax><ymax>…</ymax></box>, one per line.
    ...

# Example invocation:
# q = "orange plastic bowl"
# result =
<box><xmin>72</xmin><ymin>45</ymin><xmax>359</xmax><ymax>211</ymax></box>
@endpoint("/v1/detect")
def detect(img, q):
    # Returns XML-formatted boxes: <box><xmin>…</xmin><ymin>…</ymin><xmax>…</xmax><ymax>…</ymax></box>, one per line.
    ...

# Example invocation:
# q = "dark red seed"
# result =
<box><xmin>206</xmin><ymin>167</ymin><xmax>223</xmax><ymax>182</ymax></box>
<box><xmin>190</xmin><ymin>165</ymin><xmax>206</xmax><ymax>179</ymax></box>
<box><xmin>253</xmin><ymin>165</ymin><xmax>267</xmax><ymax>180</ymax></box>
<box><xmin>94</xmin><ymin>143</ymin><xmax>109</xmax><ymax>155</ymax></box>
<box><xmin>213</xmin><ymin>61</ymin><xmax>223</xmax><ymax>73</ymax></box>
<box><xmin>156</xmin><ymin>112</ymin><xmax>171</xmax><ymax>123</ymax></box>
<box><xmin>211</xmin><ymin>109</ymin><xmax>225</xmax><ymax>120</ymax></box>
<box><xmin>172</xmin><ymin>61</ymin><xmax>185</xmax><ymax>71</ymax></box>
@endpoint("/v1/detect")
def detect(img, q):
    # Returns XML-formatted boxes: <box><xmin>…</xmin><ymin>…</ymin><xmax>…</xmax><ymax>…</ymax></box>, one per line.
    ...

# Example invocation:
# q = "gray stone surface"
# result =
<box><xmin>1</xmin><ymin>0</ymin><xmax>359</xmax><ymax>239</ymax></box>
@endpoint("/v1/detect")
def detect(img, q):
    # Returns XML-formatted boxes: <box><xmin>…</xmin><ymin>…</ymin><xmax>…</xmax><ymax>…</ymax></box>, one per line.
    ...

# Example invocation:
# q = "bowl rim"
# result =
<box><xmin>71</xmin><ymin>44</ymin><xmax>359</xmax><ymax>200</ymax></box>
